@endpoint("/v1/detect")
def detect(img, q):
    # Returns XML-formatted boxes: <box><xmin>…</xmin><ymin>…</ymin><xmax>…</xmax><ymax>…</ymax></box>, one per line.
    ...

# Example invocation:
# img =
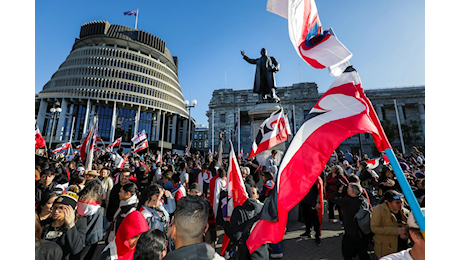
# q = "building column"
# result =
<box><xmin>418</xmin><ymin>102</ymin><xmax>425</xmax><ymax>136</ymax></box>
<box><xmin>397</xmin><ymin>103</ymin><xmax>405</xmax><ymax>124</ymax></box>
<box><xmin>133</xmin><ymin>105</ymin><xmax>141</xmax><ymax>138</ymax></box>
<box><xmin>181</xmin><ymin>119</ymin><xmax>187</xmax><ymax>146</ymax></box>
<box><xmin>155</xmin><ymin>110</ymin><xmax>162</xmax><ymax>141</ymax></box>
<box><xmin>36</xmin><ymin>99</ymin><xmax>48</xmax><ymax>131</ymax></box>
<box><xmin>110</xmin><ymin>101</ymin><xmax>117</xmax><ymax>142</ymax></box>
<box><xmin>171</xmin><ymin>114</ymin><xmax>178</xmax><ymax>145</ymax></box>
<box><xmin>88</xmin><ymin>104</ymin><xmax>97</xmax><ymax>131</ymax></box>
<box><xmin>55</xmin><ymin>99</ymin><xmax>68</xmax><ymax>141</ymax></box>
<box><xmin>82</xmin><ymin>99</ymin><xmax>91</xmax><ymax>135</ymax></box>
<box><xmin>64</xmin><ymin>104</ymin><xmax>75</xmax><ymax>141</ymax></box>
<box><xmin>376</xmin><ymin>104</ymin><xmax>384</xmax><ymax>121</ymax></box>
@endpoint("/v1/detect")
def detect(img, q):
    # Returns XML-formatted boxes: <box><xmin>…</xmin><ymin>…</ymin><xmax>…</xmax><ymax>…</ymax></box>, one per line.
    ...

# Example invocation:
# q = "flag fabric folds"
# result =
<box><xmin>113</xmin><ymin>152</ymin><xmax>125</xmax><ymax>169</ymax></box>
<box><xmin>106</xmin><ymin>137</ymin><xmax>122</xmax><ymax>150</ymax></box>
<box><xmin>221</xmin><ymin>141</ymin><xmax>249</xmax><ymax>255</ymax></box>
<box><xmin>246</xmin><ymin>66</ymin><xmax>391</xmax><ymax>253</ymax></box>
<box><xmin>185</xmin><ymin>142</ymin><xmax>192</xmax><ymax>155</ymax></box>
<box><xmin>134</xmin><ymin>140</ymin><xmax>148</xmax><ymax>153</ymax></box>
<box><xmin>131</xmin><ymin>130</ymin><xmax>146</xmax><ymax>144</ymax></box>
<box><xmin>80</xmin><ymin>116</ymin><xmax>98</xmax><ymax>170</ymax></box>
<box><xmin>267</xmin><ymin>0</ymin><xmax>352</xmax><ymax>76</ymax></box>
<box><xmin>35</xmin><ymin>125</ymin><xmax>46</xmax><ymax>149</ymax></box>
<box><xmin>249</xmin><ymin>107</ymin><xmax>290</xmax><ymax>158</ymax></box>
<box><xmin>123</xmin><ymin>10</ymin><xmax>137</xmax><ymax>16</ymax></box>
<box><xmin>365</xmin><ymin>155</ymin><xmax>390</xmax><ymax>169</ymax></box>
<box><xmin>156</xmin><ymin>154</ymin><xmax>162</xmax><ymax>163</ymax></box>
<box><xmin>52</xmin><ymin>142</ymin><xmax>71</xmax><ymax>154</ymax></box>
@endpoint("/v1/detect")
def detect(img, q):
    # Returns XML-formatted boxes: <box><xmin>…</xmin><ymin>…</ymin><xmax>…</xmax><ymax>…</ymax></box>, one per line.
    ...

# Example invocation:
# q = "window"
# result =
<box><xmin>220</xmin><ymin>114</ymin><xmax>226</xmax><ymax>123</ymax></box>
<box><xmin>241</xmin><ymin>95</ymin><xmax>248</xmax><ymax>102</ymax></box>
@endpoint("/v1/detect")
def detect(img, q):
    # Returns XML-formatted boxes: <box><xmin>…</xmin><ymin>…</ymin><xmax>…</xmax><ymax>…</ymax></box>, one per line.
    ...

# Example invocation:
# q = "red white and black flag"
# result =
<box><xmin>185</xmin><ymin>141</ymin><xmax>192</xmax><ymax>155</ymax></box>
<box><xmin>52</xmin><ymin>142</ymin><xmax>71</xmax><ymax>154</ymax></box>
<box><xmin>35</xmin><ymin>124</ymin><xmax>46</xmax><ymax>150</ymax></box>
<box><xmin>106</xmin><ymin>137</ymin><xmax>122</xmax><ymax>150</ymax></box>
<box><xmin>249</xmin><ymin>107</ymin><xmax>291</xmax><ymax>158</ymax></box>
<box><xmin>365</xmin><ymin>155</ymin><xmax>390</xmax><ymax>169</ymax></box>
<box><xmin>134</xmin><ymin>140</ymin><xmax>148</xmax><ymax>153</ymax></box>
<box><xmin>80</xmin><ymin>115</ymin><xmax>98</xmax><ymax>170</ymax></box>
<box><xmin>246</xmin><ymin>66</ymin><xmax>391</xmax><ymax>253</ymax></box>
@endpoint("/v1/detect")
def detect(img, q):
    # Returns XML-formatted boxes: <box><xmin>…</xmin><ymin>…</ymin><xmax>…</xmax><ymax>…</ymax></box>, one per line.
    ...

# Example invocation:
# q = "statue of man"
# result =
<box><xmin>241</xmin><ymin>48</ymin><xmax>280</xmax><ymax>102</ymax></box>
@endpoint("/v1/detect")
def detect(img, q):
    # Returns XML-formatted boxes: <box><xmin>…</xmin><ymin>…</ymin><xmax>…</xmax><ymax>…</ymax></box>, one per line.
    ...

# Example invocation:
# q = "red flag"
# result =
<box><xmin>52</xmin><ymin>142</ymin><xmax>71</xmax><ymax>154</ymax></box>
<box><xmin>156</xmin><ymin>154</ymin><xmax>162</xmax><ymax>163</ymax></box>
<box><xmin>365</xmin><ymin>155</ymin><xmax>390</xmax><ymax>169</ymax></box>
<box><xmin>249</xmin><ymin>108</ymin><xmax>290</xmax><ymax>158</ymax></box>
<box><xmin>35</xmin><ymin>125</ymin><xmax>46</xmax><ymax>149</ymax></box>
<box><xmin>106</xmin><ymin>137</ymin><xmax>122</xmax><ymax>150</ymax></box>
<box><xmin>80</xmin><ymin>116</ymin><xmax>98</xmax><ymax>170</ymax></box>
<box><xmin>95</xmin><ymin>135</ymin><xmax>103</xmax><ymax>142</ymax></box>
<box><xmin>221</xmin><ymin>141</ymin><xmax>249</xmax><ymax>255</ymax></box>
<box><xmin>76</xmin><ymin>144</ymin><xmax>82</xmax><ymax>149</ymax></box>
<box><xmin>246</xmin><ymin>66</ymin><xmax>391</xmax><ymax>253</ymax></box>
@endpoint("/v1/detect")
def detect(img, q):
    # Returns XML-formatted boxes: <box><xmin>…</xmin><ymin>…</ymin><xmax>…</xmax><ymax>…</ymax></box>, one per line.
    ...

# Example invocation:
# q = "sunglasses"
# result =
<box><xmin>393</xmin><ymin>194</ymin><xmax>404</xmax><ymax>199</ymax></box>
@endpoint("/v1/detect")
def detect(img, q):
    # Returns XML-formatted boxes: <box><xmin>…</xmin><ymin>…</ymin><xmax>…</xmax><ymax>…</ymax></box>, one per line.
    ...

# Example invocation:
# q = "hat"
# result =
<box><xmin>163</xmin><ymin>181</ymin><xmax>173</xmax><ymax>191</ymax></box>
<box><xmin>86</xmin><ymin>170</ymin><xmax>100</xmax><ymax>176</ymax></box>
<box><xmin>54</xmin><ymin>191</ymin><xmax>79</xmax><ymax>210</ymax></box>
<box><xmin>190</xmin><ymin>183</ymin><xmax>201</xmax><ymax>193</ymax></box>
<box><xmin>343</xmin><ymin>160</ymin><xmax>349</xmax><ymax>165</ymax></box>
<box><xmin>407</xmin><ymin>208</ymin><xmax>425</xmax><ymax>229</ymax></box>
<box><xmin>360</xmin><ymin>161</ymin><xmax>368</xmax><ymax>168</ymax></box>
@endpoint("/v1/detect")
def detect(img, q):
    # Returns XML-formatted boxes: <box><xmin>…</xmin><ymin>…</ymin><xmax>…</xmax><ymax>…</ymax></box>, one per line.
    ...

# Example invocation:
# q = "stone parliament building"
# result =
<box><xmin>207</xmin><ymin>82</ymin><xmax>425</xmax><ymax>158</ymax></box>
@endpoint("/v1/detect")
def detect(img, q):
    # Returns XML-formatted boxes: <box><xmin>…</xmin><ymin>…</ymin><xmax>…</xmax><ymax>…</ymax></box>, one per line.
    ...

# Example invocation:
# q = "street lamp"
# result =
<box><xmin>185</xmin><ymin>99</ymin><xmax>197</xmax><ymax>147</ymax></box>
<box><xmin>48</xmin><ymin>101</ymin><xmax>62</xmax><ymax>150</ymax></box>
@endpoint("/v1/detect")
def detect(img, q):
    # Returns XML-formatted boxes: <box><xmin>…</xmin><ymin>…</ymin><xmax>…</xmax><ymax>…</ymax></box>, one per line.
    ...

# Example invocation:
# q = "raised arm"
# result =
<box><xmin>241</xmin><ymin>50</ymin><xmax>257</xmax><ymax>64</ymax></box>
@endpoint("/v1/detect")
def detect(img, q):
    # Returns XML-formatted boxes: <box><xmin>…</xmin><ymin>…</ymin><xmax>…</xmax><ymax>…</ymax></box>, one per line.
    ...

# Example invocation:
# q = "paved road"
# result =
<box><xmin>215</xmin><ymin>207</ymin><xmax>345</xmax><ymax>260</ymax></box>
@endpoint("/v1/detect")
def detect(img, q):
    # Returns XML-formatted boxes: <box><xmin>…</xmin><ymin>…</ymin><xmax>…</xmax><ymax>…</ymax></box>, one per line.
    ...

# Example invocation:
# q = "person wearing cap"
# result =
<box><xmin>342</xmin><ymin>160</ymin><xmax>354</xmax><ymax>175</ymax></box>
<box><xmin>371</xmin><ymin>190</ymin><xmax>410</xmax><ymax>258</ymax></box>
<box><xmin>41</xmin><ymin>191</ymin><xmax>87</xmax><ymax>260</ymax></box>
<box><xmin>329</xmin><ymin>182</ymin><xmax>371</xmax><ymax>260</ymax></box>
<box><xmin>266</xmin><ymin>150</ymin><xmax>279</xmax><ymax>175</ymax></box>
<box><xmin>379</xmin><ymin>208</ymin><xmax>425</xmax><ymax>260</ymax></box>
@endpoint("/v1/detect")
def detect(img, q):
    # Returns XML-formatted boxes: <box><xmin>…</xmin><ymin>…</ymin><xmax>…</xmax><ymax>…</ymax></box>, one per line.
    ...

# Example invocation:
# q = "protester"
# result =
<box><xmin>380</xmin><ymin>208</ymin><xmax>425</xmax><ymax>260</ymax></box>
<box><xmin>325</xmin><ymin>165</ymin><xmax>348</xmax><ymax>224</ymax></box>
<box><xmin>378</xmin><ymin>167</ymin><xmax>400</xmax><ymax>195</ymax></box>
<box><xmin>36</xmin><ymin>213</ymin><xmax>64</xmax><ymax>260</ymax></box>
<box><xmin>329</xmin><ymin>183</ymin><xmax>371</xmax><ymax>260</ymax></box>
<box><xmin>179</xmin><ymin>162</ymin><xmax>189</xmax><ymax>191</ymax></box>
<box><xmin>163</xmin><ymin>195</ymin><xmax>224</xmax><ymax>260</ymax></box>
<box><xmin>41</xmin><ymin>191</ymin><xmax>87</xmax><ymax>260</ymax></box>
<box><xmin>133</xmin><ymin>229</ymin><xmax>167</xmax><ymax>260</ymax></box>
<box><xmin>259</xmin><ymin>171</ymin><xmax>274</xmax><ymax>202</ymax></box>
<box><xmin>138</xmin><ymin>184</ymin><xmax>175</xmax><ymax>232</ymax></box>
<box><xmin>223</xmin><ymin>195</ymin><xmax>268</xmax><ymax>260</ymax></box>
<box><xmin>299</xmin><ymin>177</ymin><xmax>322</xmax><ymax>245</ymax></box>
<box><xmin>342</xmin><ymin>160</ymin><xmax>354</xmax><ymax>175</ymax></box>
<box><xmin>106</xmin><ymin>168</ymin><xmax>132</xmax><ymax>223</ymax></box>
<box><xmin>99</xmin><ymin>167</ymin><xmax>113</xmax><ymax>209</ymax></box>
<box><xmin>37</xmin><ymin>191</ymin><xmax>58</xmax><ymax>224</ymax></box>
<box><xmin>170</xmin><ymin>172</ymin><xmax>187</xmax><ymax>201</ymax></box>
<box><xmin>188</xmin><ymin>182</ymin><xmax>217</xmax><ymax>247</ymax></box>
<box><xmin>36</xmin><ymin>168</ymin><xmax>58</xmax><ymax>206</ymax></box>
<box><xmin>108</xmin><ymin>182</ymin><xmax>139</xmax><ymax>242</ymax></box>
<box><xmin>371</xmin><ymin>190</ymin><xmax>410</xmax><ymax>258</ymax></box>
<box><xmin>85</xmin><ymin>170</ymin><xmax>100</xmax><ymax>182</ymax></box>
<box><xmin>77</xmin><ymin>178</ymin><xmax>104</xmax><ymax>260</ymax></box>
<box><xmin>100</xmin><ymin>211</ymin><xmax>149</xmax><ymax>260</ymax></box>
<box><xmin>358</xmin><ymin>162</ymin><xmax>378</xmax><ymax>191</ymax></box>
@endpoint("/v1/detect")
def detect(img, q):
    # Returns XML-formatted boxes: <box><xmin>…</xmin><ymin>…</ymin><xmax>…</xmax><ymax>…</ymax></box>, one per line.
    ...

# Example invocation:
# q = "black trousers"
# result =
<box><xmin>300</xmin><ymin>202</ymin><xmax>320</xmax><ymax>238</ymax></box>
<box><xmin>328</xmin><ymin>200</ymin><xmax>343</xmax><ymax>221</ymax></box>
<box><xmin>342</xmin><ymin>233</ymin><xmax>370</xmax><ymax>260</ymax></box>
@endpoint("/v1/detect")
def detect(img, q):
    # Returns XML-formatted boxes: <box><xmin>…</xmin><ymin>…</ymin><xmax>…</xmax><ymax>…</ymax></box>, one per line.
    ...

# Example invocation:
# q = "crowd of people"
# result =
<box><xmin>35</xmin><ymin>146</ymin><xmax>425</xmax><ymax>260</ymax></box>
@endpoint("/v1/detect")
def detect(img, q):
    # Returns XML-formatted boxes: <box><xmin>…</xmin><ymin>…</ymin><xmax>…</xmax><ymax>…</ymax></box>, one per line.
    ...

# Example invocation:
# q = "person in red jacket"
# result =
<box><xmin>325</xmin><ymin>165</ymin><xmax>348</xmax><ymax>224</ymax></box>
<box><xmin>100</xmin><ymin>210</ymin><xmax>149</xmax><ymax>260</ymax></box>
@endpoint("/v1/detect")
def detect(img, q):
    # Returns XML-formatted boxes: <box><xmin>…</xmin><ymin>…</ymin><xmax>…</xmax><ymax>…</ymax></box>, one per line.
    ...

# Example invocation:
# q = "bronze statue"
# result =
<box><xmin>241</xmin><ymin>48</ymin><xmax>280</xmax><ymax>102</ymax></box>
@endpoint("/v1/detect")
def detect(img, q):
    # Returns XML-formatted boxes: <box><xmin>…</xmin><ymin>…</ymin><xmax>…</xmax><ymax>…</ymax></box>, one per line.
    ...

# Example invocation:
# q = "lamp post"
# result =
<box><xmin>185</xmin><ymin>99</ymin><xmax>197</xmax><ymax>148</ymax></box>
<box><xmin>48</xmin><ymin>101</ymin><xmax>62</xmax><ymax>150</ymax></box>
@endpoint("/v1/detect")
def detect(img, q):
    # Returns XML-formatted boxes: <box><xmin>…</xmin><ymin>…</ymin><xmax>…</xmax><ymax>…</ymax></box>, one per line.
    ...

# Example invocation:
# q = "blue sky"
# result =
<box><xmin>35</xmin><ymin>0</ymin><xmax>425</xmax><ymax>127</ymax></box>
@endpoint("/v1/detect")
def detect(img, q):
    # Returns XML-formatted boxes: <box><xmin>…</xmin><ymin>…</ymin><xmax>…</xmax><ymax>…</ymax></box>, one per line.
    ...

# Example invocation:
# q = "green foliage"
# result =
<box><xmin>401</xmin><ymin>120</ymin><xmax>423</xmax><ymax>147</ymax></box>
<box><xmin>381</xmin><ymin>119</ymin><xmax>398</xmax><ymax>143</ymax></box>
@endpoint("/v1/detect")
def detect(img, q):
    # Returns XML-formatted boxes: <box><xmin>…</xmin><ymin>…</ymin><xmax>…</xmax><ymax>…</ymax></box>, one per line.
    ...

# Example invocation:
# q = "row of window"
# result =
<box><xmin>45</xmin><ymin>77</ymin><xmax>185</xmax><ymax>109</ymax></box>
<box><xmin>38</xmin><ymin>88</ymin><xmax>185</xmax><ymax>116</ymax></box>
<box><xmin>68</xmin><ymin>46</ymin><xmax>178</xmax><ymax>85</ymax></box>
<box><xmin>57</xmin><ymin>55</ymin><xmax>181</xmax><ymax>95</ymax></box>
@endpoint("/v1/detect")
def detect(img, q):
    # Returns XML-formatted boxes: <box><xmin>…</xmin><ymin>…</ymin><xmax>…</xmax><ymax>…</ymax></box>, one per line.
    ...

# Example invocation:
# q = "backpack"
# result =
<box><xmin>354</xmin><ymin>200</ymin><xmax>373</xmax><ymax>237</ymax></box>
<box><xmin>226</xmin><ymin>209</ymin><xmax>260</xmax><ymax>260</ymax></box>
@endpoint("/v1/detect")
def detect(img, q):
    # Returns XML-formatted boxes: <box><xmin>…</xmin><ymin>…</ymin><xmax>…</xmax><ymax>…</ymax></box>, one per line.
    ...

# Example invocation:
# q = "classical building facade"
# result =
<box><xmin>207</xmin><ymin>83</ymin><xmax>425</xmax><ymax>157</ymax></box>
<box><xmin>192</xmin><ymin>124</ymin><xmax>209</xmax><ymax>152</ymax></box>
<box><xmin>35</xmin><ymin>21</ymin><xmax>193</xmax><ymax>150</ymax></box>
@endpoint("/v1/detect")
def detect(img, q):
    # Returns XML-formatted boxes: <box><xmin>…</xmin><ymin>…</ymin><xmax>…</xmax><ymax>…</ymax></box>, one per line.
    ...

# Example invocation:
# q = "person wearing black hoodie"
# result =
<box><xmin>223</xmin><ymin>197</ymin><xmax>269</xmax><ymax>260</ymax></box>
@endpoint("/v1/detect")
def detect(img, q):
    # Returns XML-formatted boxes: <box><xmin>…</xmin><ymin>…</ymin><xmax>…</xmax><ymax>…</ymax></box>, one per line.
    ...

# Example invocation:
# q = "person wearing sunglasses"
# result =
<box><xmin>371</xmin><ymin>190</ymin><xmax>410</xmax><ymax>258</ymax></box>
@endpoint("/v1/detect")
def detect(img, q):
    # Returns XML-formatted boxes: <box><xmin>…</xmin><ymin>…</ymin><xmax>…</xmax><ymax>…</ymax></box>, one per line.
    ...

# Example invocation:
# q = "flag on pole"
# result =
<box><xmin>185</xmin><ymin>142</ymin><xmax>192</xmax><ymax>155</ymax></box>
<box><xmin>156</xmin><ymin>154</ymin><xmax>162</xmax><ymax>163</ymax></box>
<box><xmin>35</xmin><ymin>125</ymin><xmax>46</xmax><ymax>150</ymax></box>
<box><xmin>80</xmin><ymin>115</ymin><xmax>98</xmax><ymax>170</ymax></box>
<box><xmin>95</xmin><ymin>135</ymin><xmax>103</xmax><ymax>142</ymax></box>
<box><xmin>238</xmin><ymin>149</ymin><xmax>244</xmax><ymax>160</ymax></box>
<box><xmin>221</xmin><ymin>140</ymin><xmax>249</xmax><ymax>255</ymax></box>
<box><xmin>267</xmin><ymin>0</ymin><xmax>352</xmax><ymax>76</ymax></box>
<box><xmin>365</xmin><ymin>155</ymin><xmax>390</xmax><ymax>169</ymax></box>
<box><xmin>249</xmin><ymin>107</ymin><xmax>290</xmax><ymax>158</ymax></box>
<box><xmin>106</xmin><ymin>137</ymin><xmax>122</xmax><ymax>150</ymax></box>
<box><xmin>113</xmin><ymin>152</ymin><xmax>125</xmax><ymax>169</ymax></box>
<box><xmin>52</xmin><ymin>142</ymin><xmax>71</xmax><ymax>154</ymax></box>
<box><xmin>123</xmin><ymin>10</ymin><xmax>137</xmax><ymax>16</ymax></box>
<box><xmin>134</xmin><ymin>140</ymin><xmax>148</xmax><ymax>153</ymax></box>
<box><xmin>131</xmin><ymin>130</ymin><xmax>147</xmax><ymax>144</ymax></box>
<box><xmin>246</xmin><ymin>66</ymin><xmax>391</xmax><ymax>253</ymax></box>
<box><xmin>76</xmin><ymin>144</ymin><xmax>82</xmax><ymax>150</ymax></box>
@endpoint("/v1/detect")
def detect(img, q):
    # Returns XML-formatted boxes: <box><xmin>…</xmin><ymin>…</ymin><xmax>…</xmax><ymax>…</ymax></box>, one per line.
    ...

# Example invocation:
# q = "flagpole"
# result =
<box><xmin>135</xmin><ymin>8</ymin><xmax>139</xmax><ymax>29</ymax></box>
<box><xmin>238</xmin><ymin>108</ymin><xmax>240</xmax><ymax>156</ymax></box>
<box><xmin>393</xmin><ymin>99</ymin><xmax>406</xmax><ymax>154</ymax></box>
<box><xmin>292</xmin><ymin>105</ymin><xmax>297</xmax><ymax>135</ymax></box>
<box><xmin>67</xmin><ymin>117</ymin><xmax>76</xmax><ymax>156</ymax></box>
<box><xmin>385</xmin><ymin>148</ymin><xmax>425</xmax><ymax>235</ymax></box>
<box><xmin>160</xmin><ymin>111</ymin><xmax>165</xmax><ymax>159</ymax></box>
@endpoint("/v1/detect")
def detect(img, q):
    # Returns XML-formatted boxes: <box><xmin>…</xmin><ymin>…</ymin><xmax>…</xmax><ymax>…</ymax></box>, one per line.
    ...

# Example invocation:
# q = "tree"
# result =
<box><xmin>401</xmin><ymin>120</ymin><xmax>423</xmax><ymax>148</ymax></box>
<box><xmin>380</xmin><ymin>119</ymin><xmax>398</xmax><ymax>144</ymax></box>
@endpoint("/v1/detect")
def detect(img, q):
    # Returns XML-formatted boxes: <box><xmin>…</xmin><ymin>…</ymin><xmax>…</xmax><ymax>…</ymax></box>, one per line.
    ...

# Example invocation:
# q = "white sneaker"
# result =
<box><xmin>271</xmin><ymin>253</ymin><xmax>284</xmax><ymax>258</ymax></box>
